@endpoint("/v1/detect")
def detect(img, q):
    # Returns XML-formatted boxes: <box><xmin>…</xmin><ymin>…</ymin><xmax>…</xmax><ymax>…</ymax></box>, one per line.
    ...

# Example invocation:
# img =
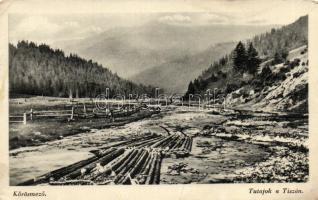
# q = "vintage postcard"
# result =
<box><xmin>0</xmin><ymin>0</ymin><xmax>318</xmax><ymax>199</ymax></box>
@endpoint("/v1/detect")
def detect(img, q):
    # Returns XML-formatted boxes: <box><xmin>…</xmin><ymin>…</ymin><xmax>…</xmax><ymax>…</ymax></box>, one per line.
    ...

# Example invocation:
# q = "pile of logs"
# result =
<box><xmin>18</xmin><ymin>133</ymin><xmax>193</xmax><ymax>186</ymax></box>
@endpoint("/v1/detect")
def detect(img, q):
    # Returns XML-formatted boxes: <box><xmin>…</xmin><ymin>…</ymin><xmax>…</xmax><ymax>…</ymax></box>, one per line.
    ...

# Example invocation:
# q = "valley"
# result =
<box><xmin>10</xmin><ymin>105</ymin><xmax>308</xmax><ymax>185</ymax></box>
<box><xmin>8</xmin><ymin>14</ymin><xmax>309</xmax><ymax>186</ymax></box>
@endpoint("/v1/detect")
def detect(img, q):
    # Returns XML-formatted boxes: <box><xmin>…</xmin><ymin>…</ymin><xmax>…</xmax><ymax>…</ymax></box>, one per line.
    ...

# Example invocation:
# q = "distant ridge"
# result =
<box><xmin>130</xmin><ymin>42</ymin><xmax>236</xmax><ymax>93</ymax></box>
<box><xmin>55</xmin><ymin>23</ymin><xmax>278</xmax><ymax>78</ymax></box>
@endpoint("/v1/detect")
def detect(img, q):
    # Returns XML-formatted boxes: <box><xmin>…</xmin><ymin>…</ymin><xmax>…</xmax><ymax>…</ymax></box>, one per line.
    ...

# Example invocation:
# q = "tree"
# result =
<box><xmin>219</xmin><ymin>56</ymin><xmax>227</xmax><ymax>65</ymax></box>
<box><xmin>246</xmin><ymin>43</ymin><xmax>261</xmax><ymax>74</ymax></box>
<box><xmin>184</xmin><ymin>81</ymin><xmax>195</xmax><ymax>98</ymax></box>
<box><xmin>273</xmin><ymin>48</ymin><xmax>288</xmax><ymax>64</ymax></box>
<box><xmin>193</xmin><ymin>79</ymin><xmax>200</xmax><ymax>93</ymax></box>
<box><xmin>259</xmin><ymin>66</ymin><xmax>272</xmax><ymax>81</ymax></box>
<box><xmin>9</xmin><ymin>41</ymin><xmax>157</xmax><ymax>98</ymax></box>
<box><xmin>232</xmin><ymin>41</ymin><xmax>247</xmax><ymax>72</ymax></box>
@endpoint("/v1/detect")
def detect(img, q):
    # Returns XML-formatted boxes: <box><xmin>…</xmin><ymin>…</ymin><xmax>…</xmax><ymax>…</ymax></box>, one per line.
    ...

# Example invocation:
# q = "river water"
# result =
<box><xmin>9</xmin><ymin>107</ymin><xmax>271</xmax><ymax>185</ymax></box>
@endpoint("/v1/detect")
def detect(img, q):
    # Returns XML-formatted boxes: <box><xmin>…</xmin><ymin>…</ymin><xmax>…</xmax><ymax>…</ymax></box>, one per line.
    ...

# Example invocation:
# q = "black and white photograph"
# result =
<box><xmin>2</xmin><ymin>0</ymin><xmax>315</xmax><ymax>192</ymax></box>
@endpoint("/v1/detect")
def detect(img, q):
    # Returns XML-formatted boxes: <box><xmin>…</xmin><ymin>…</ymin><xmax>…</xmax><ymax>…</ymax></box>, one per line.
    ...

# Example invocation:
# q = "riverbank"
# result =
<box><xmin>10</xmin><ymin>106</ymin><xmax>308</xmax><ymax>185</ymax></box>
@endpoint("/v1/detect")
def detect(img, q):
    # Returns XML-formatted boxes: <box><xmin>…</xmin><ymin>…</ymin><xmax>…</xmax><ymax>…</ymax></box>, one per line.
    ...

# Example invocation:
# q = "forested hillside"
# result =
<box><xmin>184</xmin><ymin>15</ymin><xmax>308</xmax><ymax>113</ymax></box>
<box><xmin>9</xmin><ymin>41</ymin><xmax>156</xmax><ymax>98</ymax></box>
<box><xmin>250</xmin><ymin>15</ymin><xmax>308</xmax><ymax>58</ymax></box>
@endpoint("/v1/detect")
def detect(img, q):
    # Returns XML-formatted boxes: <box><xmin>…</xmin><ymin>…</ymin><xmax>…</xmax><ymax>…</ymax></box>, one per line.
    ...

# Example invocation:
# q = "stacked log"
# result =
<box><xmin>139</xmin><ymin>152</ymin><xmax>153</xmax><ymax>176</ymax></box>
<box><xmin>64</xmin><ymin>148</ymin><xmax>124</xmax><ymax>180</ymax></box>
<box><xmin>129</xmin><ymin>150</ymin><xmax>149</xmax><ymax>177</ymax></box>
<box><xmin>118</xmin><ymin>150</ymin><xmax>149</xmax><ymax>184</ymax></box>
<box><xmin>145</xmin><ymin>152</ymin><xmax>162</xmax><ymax>184</ymax></box>
<box><xmin>180</xmin><ymin>137</ymin><xmax>190</xmax><ymax>150</ymax></box>
<box><xmin>138</xmin><ymin>153</ymin><xmax>155</xmax><ymax>184</ymax></box>
<box><xmin>161</xmin><ymin>135</ymin><xmax>179</xmax><ymax>149</ymax></box>
<box><xmin>92</xmin><ymin>149</ymin><xmax>135</xmax><ymax>182</ymax></box>
<box><xmin>165</xmin><ymin>135</ymin><xmax>180</xmax><ymax>149</ymax></box>
<box><xmin>151</xmin><ymin>135</ymin><xmax>175</xmax><ymax>148</ymax></box>
<box><xmin>170</xmin><ymin>136</ymin><xmax>184</xmax><ymax>149</ymax></box>
<box><xmin>153</xmin><ymin>153</ymin><xmax>162</xmax><ymax>184</ymax></box>
<box><xmin>113</xmin><ymin>149</ymin><xmax>142</xmax><ymax>183</ymax></box>
<box><xmin>187</xmin><ymin>137</ymin><xmax>193</xmax><ymax>151</ymax></box>
<box><xmin>114</xmin><ymin>150</ymin><xmax>139</xmax><ymax>174</ymax></box>
<box><xmin>18</xmin><ymin>132</ymin><xmax>194</xmax><ymax>186</ymax></box>
<box><xmin>128</xmin><ymin>135</ymin><xmax>164</xmax><ymax>148</ymax></box>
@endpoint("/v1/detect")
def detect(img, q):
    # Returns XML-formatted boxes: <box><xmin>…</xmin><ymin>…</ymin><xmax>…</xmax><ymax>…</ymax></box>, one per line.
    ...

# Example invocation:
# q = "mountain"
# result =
<box><xmin>184</xmin><ymin>15</ymin><xmax>308</xmax><ymax>113</ymax></box>
<box><xmin>9</xmin><ymin>41</ymin><xmax>155</xmax><ymax>98</ymax></box>
<box><xmin>54</xmin><ymin>22</ymin><xmax>278</xmax><ymax>78</ymax></box>
<box><xmin>249</xmin><ymin>15</ymin><xmax>308</xmax><ymax>58</ymax></box>
<box><xmin>227</xmin><ymin>45</ymin><xmax>308</xmax><ymax>113</ymax></box>
<box><xmin>131</xmin><ymin>42</ymin><xmax>236</xmax><ymax>93</ymax></box>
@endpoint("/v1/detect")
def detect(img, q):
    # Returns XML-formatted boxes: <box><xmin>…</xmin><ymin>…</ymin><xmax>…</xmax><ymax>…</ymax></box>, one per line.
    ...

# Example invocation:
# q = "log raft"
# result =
<box><xmin>18</xmin><ymin>132</ymin><xmax>193</xmax><ymax>186</ymax></box>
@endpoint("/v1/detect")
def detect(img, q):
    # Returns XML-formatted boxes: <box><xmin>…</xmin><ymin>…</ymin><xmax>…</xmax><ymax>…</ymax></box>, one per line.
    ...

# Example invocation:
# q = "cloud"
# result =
<box><xmin>158</xmin><ymin>13</ymin><xmax>231</xmax><ymax>26</ymax></box>
<box><xmin>9</xmin><ymin>15</ymin><xmax>106</xmax><ymax>44</ymax></box>
<box><xmin>197</xmin><ymin>13</ymin><xmax>229</xmax><ymax>24</ymax></box>
<box><xmin>158</xmin><ymin>14</ymin><xmax>191</xmax><ymax>25</ymax></box>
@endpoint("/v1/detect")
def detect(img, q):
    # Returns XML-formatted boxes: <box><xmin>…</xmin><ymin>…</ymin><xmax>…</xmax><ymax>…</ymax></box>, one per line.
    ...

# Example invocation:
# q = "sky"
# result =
<box><xmin>8</xmin><ymin>0</ymin><xmax>315</xmax><ymax>45</ymax></box>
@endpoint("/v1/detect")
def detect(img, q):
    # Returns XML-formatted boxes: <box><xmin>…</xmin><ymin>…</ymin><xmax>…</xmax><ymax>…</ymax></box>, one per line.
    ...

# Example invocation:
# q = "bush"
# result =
<box><xmin>225</xmin><ymin>83</ymin><xmax>240</xmax><ymax>93</ymax></box>
<box><xmin>288</xmin><ymin>59</ymin><xmax>301</xmax><ymax>69</ymax></box>
<box><xmin>279</xmin><ymin>67</ymin><xmax>290</xmax><ymax>73</ymax></box>
<box><xmin>232</xmin><ymin>92</ymin><xmax>241</xmax><ymax>98</ymax></box>
<box><xmin>293</xmin><ymin>71</ymin><xmax>304</xmax><ymax>78</ymax></box>
<box><xmin>250</xmin><ymin>78</ymin><xmax>262</xmax><ymax>88</ymax></box>
<box><xmin>300</xmin><ymin>48</ymin><xmax>307</xmax><ymax>55</ymax></box>
<box><xmin>242</xmin><ymin>92</ymin><xmax>249</xmax><ymax>98</ymax></box>
<box><xmin>294</xmin><ymin>58</ymin><xmax>301</xmax><ymax>65</ymax></box>
<box><xmin>273</xmin><ymin>48</ymin><xmax>288</xmax><ymax>64</ymax></box>
<box><xmin>274</xmin><ymin>71</ymin><xmax>287</xmax><ymax>81</ymax></box>
<box><xmin>217</xmin><ymin>71</ymin><xmax>227</xmax><ymax>79</ymax></box>
<box><xmin>209</xmin><ymin>74</ymin><xmax>218</xmax><ymax>82</ymax></box>
<box><xmin>260</xmin><ymin>66</ymin><xmax>272</xmax><ymax>80</ymax></box>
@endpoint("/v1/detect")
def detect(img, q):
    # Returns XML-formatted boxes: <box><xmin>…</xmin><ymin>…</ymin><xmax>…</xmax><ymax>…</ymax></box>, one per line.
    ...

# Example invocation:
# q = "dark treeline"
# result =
<box><xmin>185</xmin><ymin>42</ymin><xmax>260</xmax><ymax>97</ymax></box>
<box><xmin>250</xmin><ymin>15</ymin><xmax>308</xmax><ymax>58</ymax></box>
<box><xmin>9</xmin><ymin>41</ymin><xmax>157</xmax><ymax>98</ymax></box>
<box><xmin>184</xmin><ymin>15</ymin><xmax>308</xmax><ymax>97</ymax></box>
